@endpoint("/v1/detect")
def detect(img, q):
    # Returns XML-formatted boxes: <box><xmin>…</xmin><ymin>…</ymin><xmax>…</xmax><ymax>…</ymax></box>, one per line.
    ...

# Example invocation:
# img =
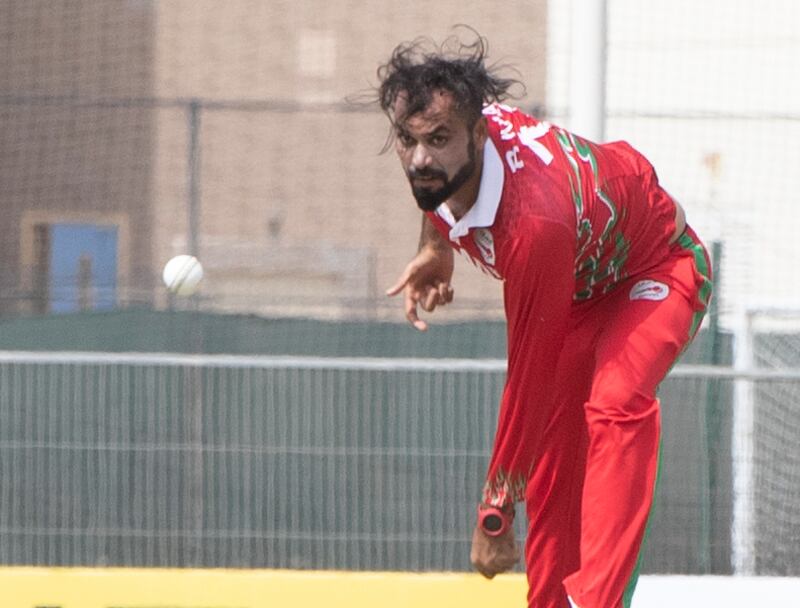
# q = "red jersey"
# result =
<box><xmin>427</xmin><ymin>103</ymin><xmax>678</xmax><ymax>299</ymax></box>
<box><xmin>425</xmin><ymin>103</ymin><xmax>681</xmax><ymax>506</ymax></box>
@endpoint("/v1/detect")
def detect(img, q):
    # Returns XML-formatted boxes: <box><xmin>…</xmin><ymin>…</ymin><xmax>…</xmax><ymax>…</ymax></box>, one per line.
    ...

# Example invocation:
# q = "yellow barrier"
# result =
<box><xmin>0</xmin><ymin>567</ymin><xmax>528</xmax><ymax>608</ymax></box>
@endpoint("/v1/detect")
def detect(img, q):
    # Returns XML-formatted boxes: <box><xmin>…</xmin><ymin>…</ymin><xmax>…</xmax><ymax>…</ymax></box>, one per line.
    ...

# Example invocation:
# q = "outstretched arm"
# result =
<box><xmin>386</xmin><ymin>214</ymin><xmax>455</xmax><ymax>331</ymax></box>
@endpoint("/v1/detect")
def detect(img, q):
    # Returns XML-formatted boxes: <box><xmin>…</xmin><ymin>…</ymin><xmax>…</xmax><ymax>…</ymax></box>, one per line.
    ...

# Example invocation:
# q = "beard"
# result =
<box><xmin>408</xmin><ymin>140</ymin><xmax>477</xmax><ymax>212</ymax></box>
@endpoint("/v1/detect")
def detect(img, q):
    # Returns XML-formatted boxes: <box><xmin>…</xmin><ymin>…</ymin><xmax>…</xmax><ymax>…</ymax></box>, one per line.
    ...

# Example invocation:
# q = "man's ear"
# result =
<box><xmin>473</xmin><ymin>116</ymin><xmax>489</xmax><ymax>148</ymax></box>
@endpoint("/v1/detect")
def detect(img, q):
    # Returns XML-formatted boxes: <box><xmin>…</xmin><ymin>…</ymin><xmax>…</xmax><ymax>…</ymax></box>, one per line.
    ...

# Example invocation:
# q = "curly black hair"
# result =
<box><xmin>377</xmin><ymin>27</ymin><xmax>524</xmax><ymax>131</ymax></box>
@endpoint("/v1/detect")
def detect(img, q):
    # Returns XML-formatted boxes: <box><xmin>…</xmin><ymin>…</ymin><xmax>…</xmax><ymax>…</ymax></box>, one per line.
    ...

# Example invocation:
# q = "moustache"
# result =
<box><xmin>408</xmin><ymin>166</ymin><xmax>448</xmax><ymax>182</ymax></box>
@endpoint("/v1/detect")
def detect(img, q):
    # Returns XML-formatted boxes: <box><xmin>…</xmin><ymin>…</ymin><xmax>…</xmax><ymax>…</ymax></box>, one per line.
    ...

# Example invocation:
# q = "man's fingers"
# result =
<box><xmin>499</xmin><ymin>543</ymin><xmax>521</xmax><ymax>572</ymax></box>
<box><xmin>419</xmin><ymin>282</ymin><xmax>452</xmax><ymax>312</ymax></box>
<box><xmin>404</xmin><ymin>292</ymin><xmax>428</xmax><ymax>332</ymax></box>
<box><xmin>473</xmin><ymin>558</ymin><xmax>512</xmax><ymax>579</ymax></box>
<box><xmin>476</xmin><ymin>554</ymin><xmax>515</xmax><ymax>576</ymax></box>
<box><xmin>410</xmin><ymin>316</ymin><xmax>428</xmax><ymax>332</ymax></box>
<box><xmin>470</xmin><ymin>554</ymin><xmax>496</xmax><ymax>579</ymax></box>
<box><xmin>420</xmin><ymin>286</ymin><xmax>441</xmax><ymax>312</ymax></box>
<box><xmin>410</xmin><ymin>317</ymin><xmax>428</xmax><ymax>331</ymax></box>
<box><xmin>477</xmin><ymin>567</ymin><xmax>496</xmax><ymax>580</ymax></box>
<box><xmin>439</xmin><ymin>282</ymin><xmax>454</xmax><ymax>304</ymax></box>
<box><xmin>387</xmin><ymin>268</ymin><xmax>429</xmax><ymax>330</ymax></box>
<box><xmin>387</xmin><ymin>267</ymin><xmax>448</xmax><ymax>329</ymax></box>
<box><xmin>470</xmin><ymin>528</ymin><xmax>520</xmax><ymax>579</ymax></box>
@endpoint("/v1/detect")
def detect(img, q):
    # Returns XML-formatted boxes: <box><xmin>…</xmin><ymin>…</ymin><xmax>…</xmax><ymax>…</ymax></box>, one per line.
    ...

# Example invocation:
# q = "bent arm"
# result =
<box><xmin>419</xmin><ymin>212</ymin><xmax>452</xmax><ymax>254</ymax></box>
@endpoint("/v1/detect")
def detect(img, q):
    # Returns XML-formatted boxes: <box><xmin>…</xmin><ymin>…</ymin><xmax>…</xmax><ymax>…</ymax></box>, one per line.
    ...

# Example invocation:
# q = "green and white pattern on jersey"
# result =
<box><xmin>677</xmin><ymin>230</ymin><xmax>714</xmax><ymax>338</ymax></box>
<box><xmin>554</xmin><ymin>128</ymin><xmax>629</xmax><ymax>301</ymax></box>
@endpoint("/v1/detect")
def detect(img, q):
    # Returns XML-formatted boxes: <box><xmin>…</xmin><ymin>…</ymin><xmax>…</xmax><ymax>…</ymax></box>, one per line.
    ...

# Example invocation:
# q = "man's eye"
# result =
<box><xmin>430</xmin><ymin>135</ymin><xmax>447</xmax><ymax>146</ymax></box>
<box><xmin>398</xmin><ymin>133</ymin><xmax>414</xmax><ymax>146</ymax></box>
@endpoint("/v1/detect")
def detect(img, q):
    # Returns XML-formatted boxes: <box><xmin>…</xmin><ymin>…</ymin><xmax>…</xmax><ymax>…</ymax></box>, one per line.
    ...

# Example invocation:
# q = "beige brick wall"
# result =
<box><xmin>151</xmin><ymin>0</ymin><xmax>547</xmax><ymax>319</ymax></box>
<box><xmin>1</xmin><ymin>0</ymin><xmax>547</xmax><ymax>319</ymax></box>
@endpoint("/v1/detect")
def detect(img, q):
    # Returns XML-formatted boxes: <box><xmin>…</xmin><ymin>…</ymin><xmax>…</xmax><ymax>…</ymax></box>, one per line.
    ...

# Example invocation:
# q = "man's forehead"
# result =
<box><xmin>393</xmin><ymin>89</ymin><xmax>460</xmax><ymax>130</ymax></box>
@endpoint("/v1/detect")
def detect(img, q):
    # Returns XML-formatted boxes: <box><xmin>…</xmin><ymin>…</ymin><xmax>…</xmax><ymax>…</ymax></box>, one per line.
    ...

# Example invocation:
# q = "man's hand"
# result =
<box><xmin>470</xmin><ymin>522</ymin><xmax>521</xmax><ymax>579</ymax></box>
<box><xmin>386</xmin><ymin>245</ymin><xmax>454</xmax><ymax>331</ymax></box>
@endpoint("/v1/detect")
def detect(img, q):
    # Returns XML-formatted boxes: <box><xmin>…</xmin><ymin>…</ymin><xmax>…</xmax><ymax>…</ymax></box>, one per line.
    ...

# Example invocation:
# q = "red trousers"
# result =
<box><xmin>524</xmin><ymin>230</ymin><xmax>711</xmax><ymax>608</ymax></box>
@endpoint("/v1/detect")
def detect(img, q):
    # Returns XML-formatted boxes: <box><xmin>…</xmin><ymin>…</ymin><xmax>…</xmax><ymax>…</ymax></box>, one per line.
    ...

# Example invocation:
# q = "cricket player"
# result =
<box><xmin>379</xmin><ymin>33</ymin><xmax>712</xmax><ymax>608</ymax></box>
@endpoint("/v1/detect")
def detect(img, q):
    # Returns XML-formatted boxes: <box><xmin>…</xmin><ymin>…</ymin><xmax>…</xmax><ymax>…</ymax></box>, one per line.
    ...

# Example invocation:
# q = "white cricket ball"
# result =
<box><xmin>162</xmin><ymin>255</ymin><xmax>204</xmax><ymax>296</ymax></box>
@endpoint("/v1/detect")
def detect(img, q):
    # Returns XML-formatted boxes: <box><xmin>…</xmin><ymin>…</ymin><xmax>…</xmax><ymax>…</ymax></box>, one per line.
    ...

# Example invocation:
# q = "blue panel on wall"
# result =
<box><xmin>49</xmin><ymin>224</ymin><xmax>118</xmax><ymax>313</ymax></box>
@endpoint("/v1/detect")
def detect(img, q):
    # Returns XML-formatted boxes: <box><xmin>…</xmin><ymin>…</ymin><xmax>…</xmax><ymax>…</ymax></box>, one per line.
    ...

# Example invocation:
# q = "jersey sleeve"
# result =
<box><xmin>482</xmin><ymin>216</ymin><xmax>577</xmax><ymax>507</ymax></box>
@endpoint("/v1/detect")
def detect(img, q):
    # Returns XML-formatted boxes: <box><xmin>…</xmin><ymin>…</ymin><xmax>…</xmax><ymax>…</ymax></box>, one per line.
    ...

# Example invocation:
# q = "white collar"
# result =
<box><xmin>435</xmin><ymin>139</ymin><xmax>504</xmax><ymax>241</ymax></box>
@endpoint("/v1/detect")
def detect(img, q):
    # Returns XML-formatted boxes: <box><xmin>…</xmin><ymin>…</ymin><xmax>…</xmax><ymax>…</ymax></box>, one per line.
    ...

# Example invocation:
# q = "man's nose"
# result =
<box><xmin>410</xmin><ymin>143</ymin><xmax>432</xmax><ymax>169</ymax></box>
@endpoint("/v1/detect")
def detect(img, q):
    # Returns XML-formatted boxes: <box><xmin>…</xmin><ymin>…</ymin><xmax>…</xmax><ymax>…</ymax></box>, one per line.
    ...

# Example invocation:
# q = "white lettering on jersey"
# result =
<box><xmin>498</xmin><ymin>118</ymin><xmax>516</xmax><ymax>141</ymax></box>
<box><xmin>484</xmin><ymin>105</ymin><xmax>516</xmax><ymax>141</ymax></box>
<box><xmin>485</xmin><ymin>104</ymin><xmax>554</xmax><ymax>169</ymax></box>
<box><xmin>518</xmin><ymin>123</ymin><xmax>554</xmax><ymax>165</ymax></box>
<box><xmin>505</xmin><ymin>146</ymin><xmax>524</xmax><ymax>173</ymax></box>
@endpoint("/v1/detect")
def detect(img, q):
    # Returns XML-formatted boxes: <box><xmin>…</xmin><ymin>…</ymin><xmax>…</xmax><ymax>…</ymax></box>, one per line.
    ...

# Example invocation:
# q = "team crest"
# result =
<box><xmin>473</xmin><ymin>228</ymin><xmax>495</xmax><ymax>265</ymax></box>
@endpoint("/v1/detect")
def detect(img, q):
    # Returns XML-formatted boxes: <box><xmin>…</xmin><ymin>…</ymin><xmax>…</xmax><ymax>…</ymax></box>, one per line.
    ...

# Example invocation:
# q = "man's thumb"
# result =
<box><xmin>385</xmin><ymin>268</ymin><xmax>413</xmax><ymax>296</ymax></box>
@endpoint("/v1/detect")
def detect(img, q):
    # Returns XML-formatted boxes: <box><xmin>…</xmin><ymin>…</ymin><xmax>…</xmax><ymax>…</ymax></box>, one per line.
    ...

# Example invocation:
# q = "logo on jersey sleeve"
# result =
<box><xmin>629</xmin><ymin>280</ymin><xmax>669</xmax><ymax>301</ymax></box>
<box><xmin>473</xmin><ymin>228</ymin><xmax>496</xmax><ymax>265</ymax></box>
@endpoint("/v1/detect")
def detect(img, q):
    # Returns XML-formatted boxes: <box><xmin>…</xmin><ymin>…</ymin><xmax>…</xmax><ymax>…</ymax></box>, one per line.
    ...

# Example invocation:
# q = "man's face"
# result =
<box><xmin>393</xmin><ymin>90</ymin><xmax>481</xmax><ymax>211</ymax></box>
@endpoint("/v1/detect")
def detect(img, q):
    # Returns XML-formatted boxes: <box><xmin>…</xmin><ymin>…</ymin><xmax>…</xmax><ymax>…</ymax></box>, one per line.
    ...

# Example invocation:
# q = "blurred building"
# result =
<box><xmin>0</xmin><ymin>0</ymin><xmax>548</xmax><ymax>319</ymax></box>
